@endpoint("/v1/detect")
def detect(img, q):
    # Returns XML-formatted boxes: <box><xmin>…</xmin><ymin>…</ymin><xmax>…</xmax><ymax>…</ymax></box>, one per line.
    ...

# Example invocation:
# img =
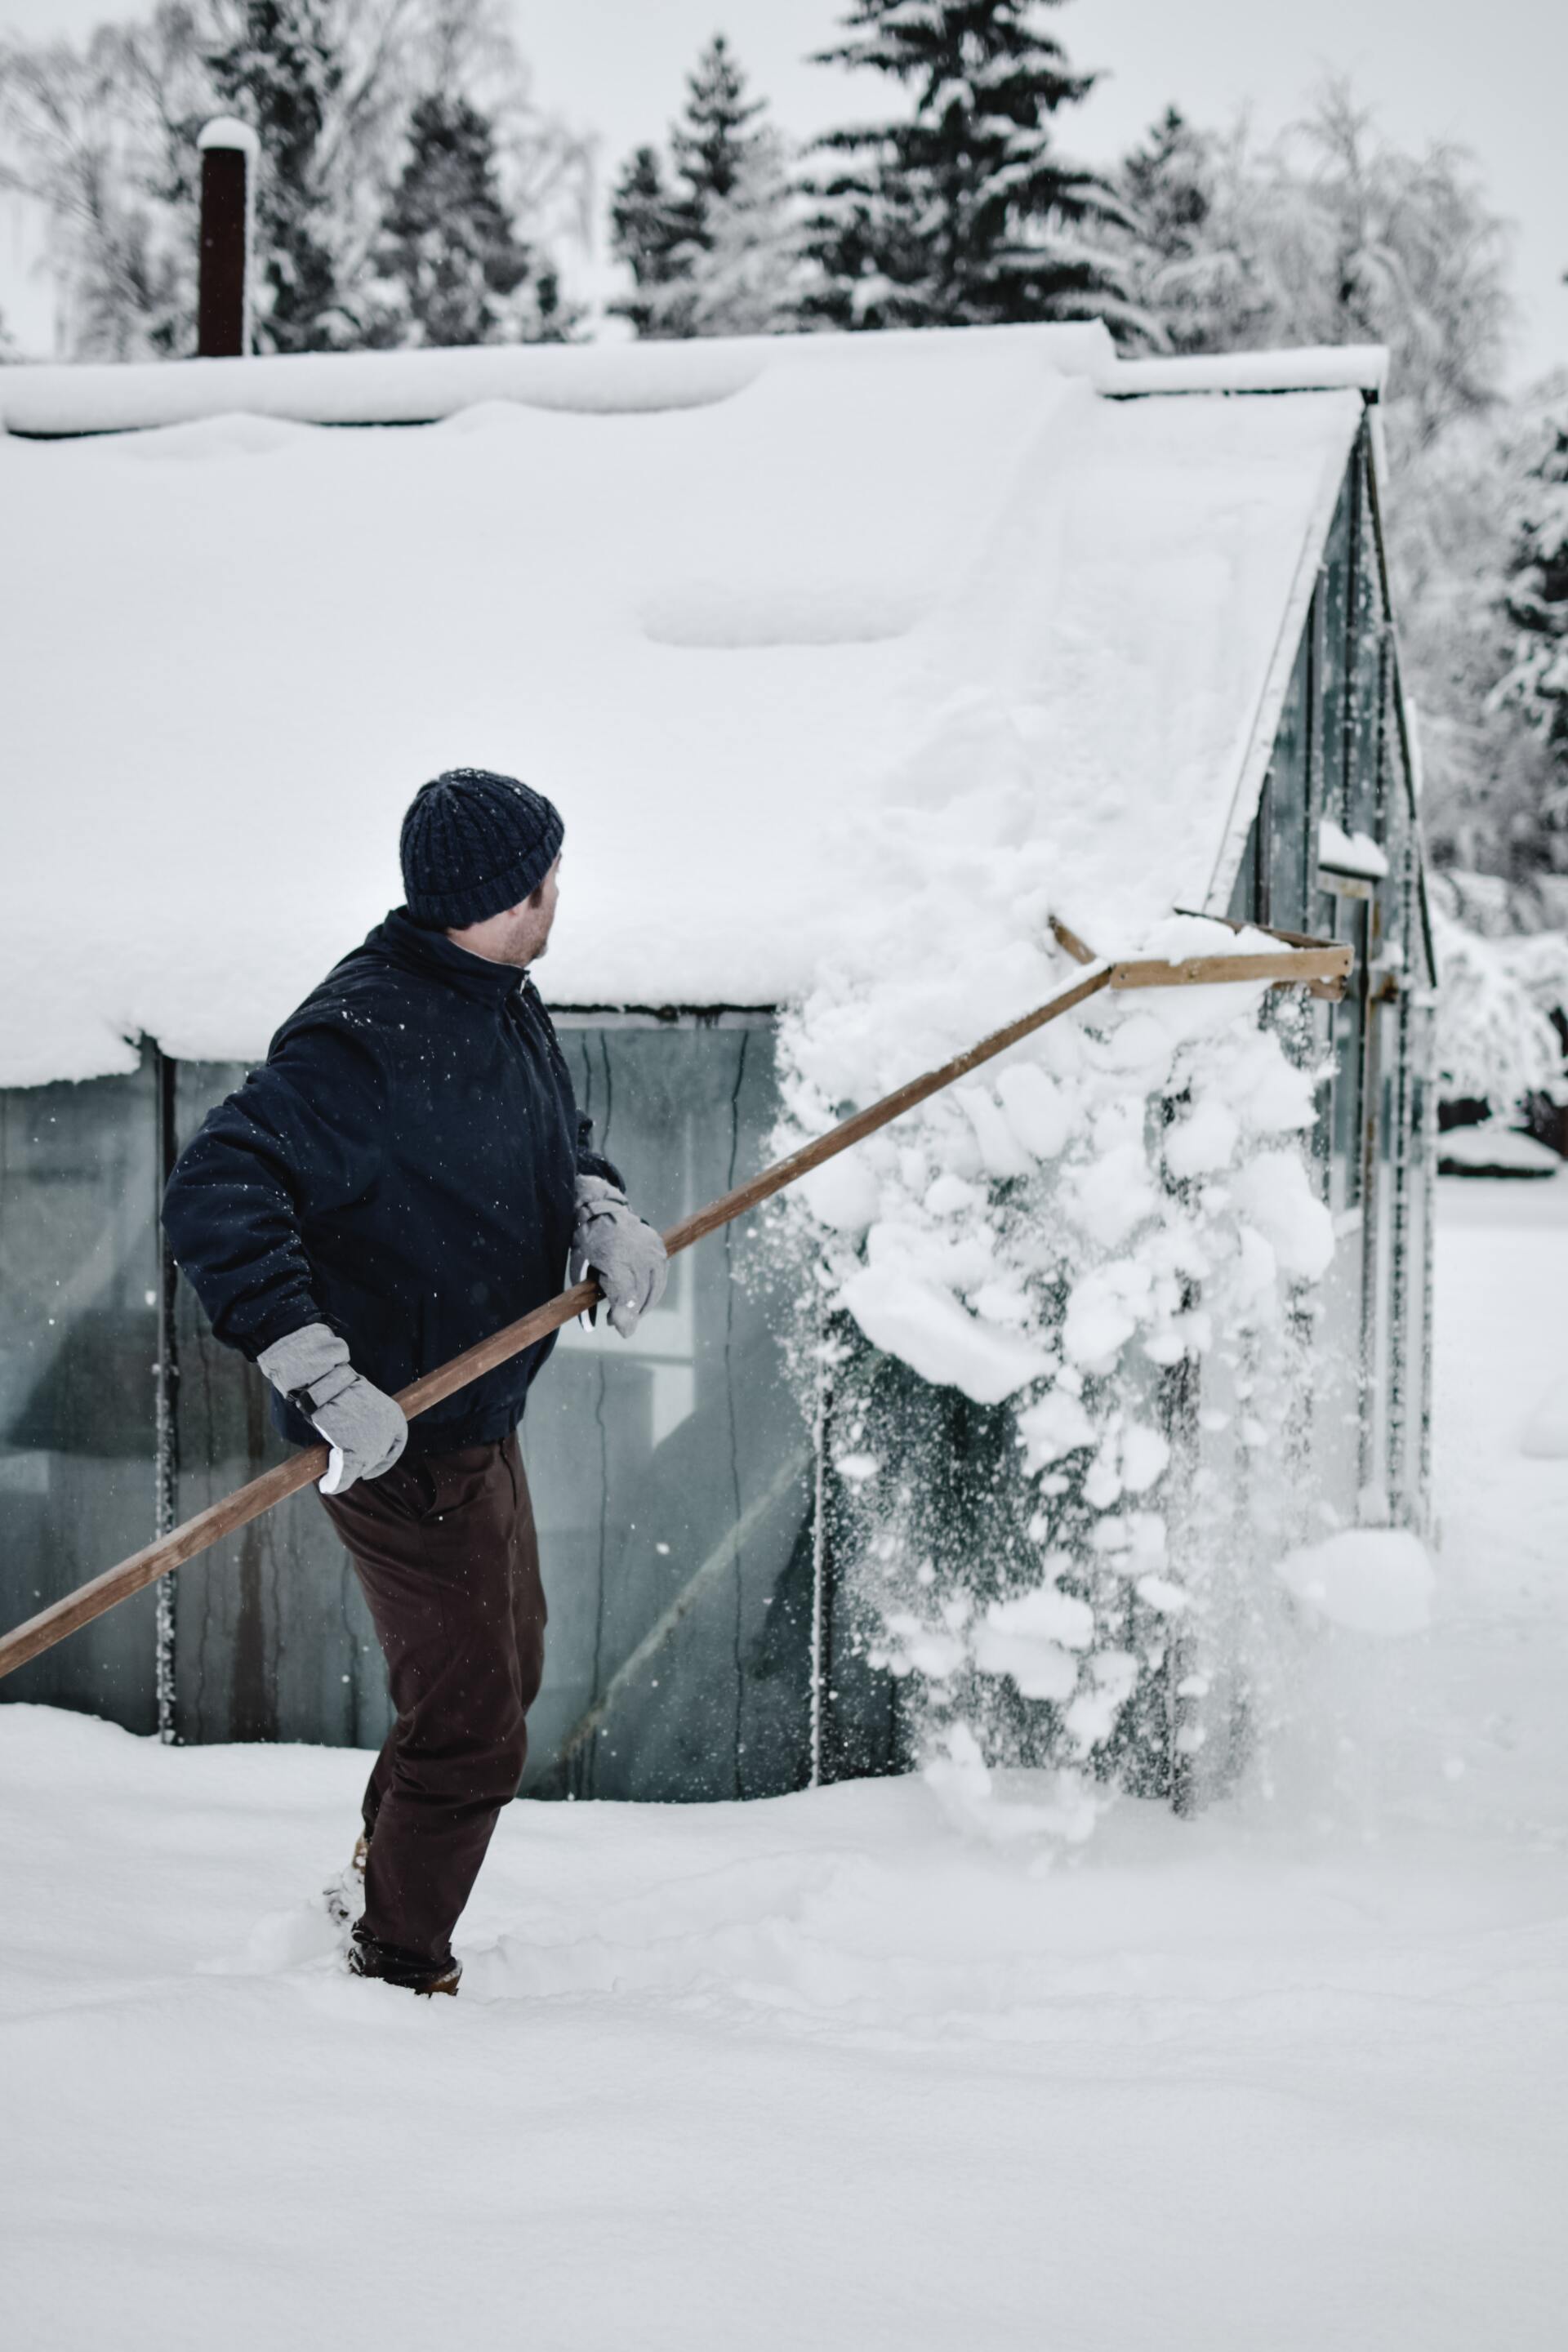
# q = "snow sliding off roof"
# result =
<box><xmin>0</xmin><ymin>323</ymin><xmax>1366</xmax><ymax>1084</ymax></box>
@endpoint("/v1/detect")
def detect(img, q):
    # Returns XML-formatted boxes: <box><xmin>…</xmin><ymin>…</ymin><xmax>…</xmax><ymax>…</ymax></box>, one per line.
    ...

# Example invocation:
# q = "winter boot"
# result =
<box><xmin>348</xmin><ymin>1922</ymin><xmax>461</xmax><ymax>1998</ymax></box>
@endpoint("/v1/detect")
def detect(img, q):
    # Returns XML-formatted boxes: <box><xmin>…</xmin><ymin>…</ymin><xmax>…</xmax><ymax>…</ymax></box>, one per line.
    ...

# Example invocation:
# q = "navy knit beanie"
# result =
<box><xmin>400</xmin><ymin>768</ymin><xmax>564</xmax><ymax>930</ymax></box>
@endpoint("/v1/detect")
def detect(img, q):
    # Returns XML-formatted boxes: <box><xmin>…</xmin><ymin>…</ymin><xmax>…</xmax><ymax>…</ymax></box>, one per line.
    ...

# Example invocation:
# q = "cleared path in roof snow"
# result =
<box><xmin>2</xmin><ymin>1178</ymin><xmax>1566</xmax><ymax>2350</ymax></box>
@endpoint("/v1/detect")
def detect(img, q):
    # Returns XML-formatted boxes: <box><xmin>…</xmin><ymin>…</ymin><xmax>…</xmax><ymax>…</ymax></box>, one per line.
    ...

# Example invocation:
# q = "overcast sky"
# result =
<box><xmin>3</xmin><ymin>0</ymin><xmax>1564</xmax><ymax>384</ymax></box>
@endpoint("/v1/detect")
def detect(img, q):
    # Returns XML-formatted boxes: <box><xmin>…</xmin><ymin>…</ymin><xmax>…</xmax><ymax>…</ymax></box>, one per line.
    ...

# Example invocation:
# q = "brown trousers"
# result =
<box><xmin>319</xmin><ymin>1432</ymin><xmax>546</xmax><ymax>1966</ymax></box>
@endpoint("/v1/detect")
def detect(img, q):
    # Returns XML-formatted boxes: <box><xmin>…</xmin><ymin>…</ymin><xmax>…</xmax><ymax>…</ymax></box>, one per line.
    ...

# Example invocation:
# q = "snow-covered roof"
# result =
<box><xmin>1103</xmin><ymin>346</ymin><xmax>1387</xmax><ymax>399</ymax></box>
<box><xmin>0</xmin><ymin>327</ymin><xmax>1383</xmax><ymax>439</ymax></box>
<box><xmin>1</xmin><ymin>323</ymin><xmax>1370</xmax><ymax>1085</ymax></box>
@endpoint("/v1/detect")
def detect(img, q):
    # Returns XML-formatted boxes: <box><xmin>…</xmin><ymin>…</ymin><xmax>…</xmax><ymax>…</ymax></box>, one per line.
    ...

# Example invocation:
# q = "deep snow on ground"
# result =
<box><xmin>3</xmin><ymin>1179</ymin><xmax>1566</xmax><ymax>2350</ymax></box>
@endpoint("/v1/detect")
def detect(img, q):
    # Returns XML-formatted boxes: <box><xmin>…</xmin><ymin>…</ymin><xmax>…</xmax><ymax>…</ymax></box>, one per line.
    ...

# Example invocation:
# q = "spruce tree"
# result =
<box><xmin>804</xmin><ymin>0</ymin><xmax>1141</xmax><ymax>336</ymax></box>
<box><xmin>670</xmin><ymin>31</ymin><xmax>765</xmax><ymax>204</ymax></box>
<box><xmin>370</xmin><ymin>91</ymin><xmax>540</xmax><ymax>347</ymax></box>
<box><xmin>1123</xmin><ymin>107</ymin><xmax>1211</xmax><ymax>263</ymax></box>
<box><xmin>608</xmin><ymin>145</ymin><xmax>693</xmax><ymax>339</ymax></box>
<box><xmin>205</xmin><ymin>0</ymin><xmax>344</xmax><ymax>352</ymax></box>
<box><xmin>1113</xmin><ymin>106</ymin><xmax>1267</xmax><ymax>355</ymax></box>
<box><xmin>608</xmin><ymin>35</ymin><xmax>797</xmax><ymax>338</ymax></box>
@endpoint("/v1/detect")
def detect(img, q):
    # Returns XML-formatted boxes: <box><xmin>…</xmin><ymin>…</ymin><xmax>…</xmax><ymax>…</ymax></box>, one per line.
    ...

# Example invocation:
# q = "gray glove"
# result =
<box><xmin>569</xmin><ymin>1175</ymin><xmax>669</xmax><ymax>1339</ymax></box>
<box><xmin>256</xmin><ymin>1321</ymin><xmax>408</xmax><ymax>1495</ymax></box>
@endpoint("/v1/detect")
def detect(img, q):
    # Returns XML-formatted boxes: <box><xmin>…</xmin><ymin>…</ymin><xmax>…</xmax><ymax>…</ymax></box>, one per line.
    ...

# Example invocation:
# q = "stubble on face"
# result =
<box><xmin>448</xmin><ymin>857</ymin><xmax>562</xmax><ymax>969</ymax></box>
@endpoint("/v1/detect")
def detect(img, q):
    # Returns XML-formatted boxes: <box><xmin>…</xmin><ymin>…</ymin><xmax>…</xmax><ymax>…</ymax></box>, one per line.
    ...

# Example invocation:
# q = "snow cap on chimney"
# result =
<box><xmin>198</xmin><ymin>117</ymin><xmax>260</xmax><ymax>157</ymax></box>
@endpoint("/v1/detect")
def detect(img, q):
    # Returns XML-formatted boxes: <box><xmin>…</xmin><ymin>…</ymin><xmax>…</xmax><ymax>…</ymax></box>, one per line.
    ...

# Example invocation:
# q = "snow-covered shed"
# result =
<box><xmin>0</xmin><ymin>323</ymin><xmax>1434</xmax><ymax>1800</ymax></box>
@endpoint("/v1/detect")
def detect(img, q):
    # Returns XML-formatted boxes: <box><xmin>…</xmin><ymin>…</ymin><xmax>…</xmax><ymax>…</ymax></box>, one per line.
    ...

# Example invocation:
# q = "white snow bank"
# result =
<box><xmin>2</xmin><ymin>1185</ymin><xmax>1564</xmax><ymax>2351</ymax></box>
<box><xmin>4</xmin><ymin>1562</ymin><xmax>1564</xmax><ymax>2352</ymax></box>
<box><xmin>1439</xmin><ymin>1123</ymin><xmax>1561</xmax><ymax>1178</ymax></box>
<box><xmin>1274</xmin><ymin>1528</ymin><xmax>1436</xmax><ymax>1634</ymax></box>
<box><xmin>2</xmin><ymin>323</ymin><xmax>1362</xmax><ymax>1083</ymax></box>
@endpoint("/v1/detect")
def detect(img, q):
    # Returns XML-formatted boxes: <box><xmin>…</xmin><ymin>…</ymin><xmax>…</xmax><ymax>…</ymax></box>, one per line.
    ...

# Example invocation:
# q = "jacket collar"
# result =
<box><xmin>372</xmin><ymin>907</ymin><xmax>527</xmax><ymax>1006</ymax></box>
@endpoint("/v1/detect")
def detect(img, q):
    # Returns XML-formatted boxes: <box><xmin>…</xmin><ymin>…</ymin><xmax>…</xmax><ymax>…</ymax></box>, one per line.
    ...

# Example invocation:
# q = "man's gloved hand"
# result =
<box><xmin>569</xmin><ymin>1175</ymin><xmax>669</xmax><ymax>1339</ymax></box>
<box><xmin>256</xmin><ymin>1322</ymin><xmax>408</xmax><ymax>1495</ymax></box>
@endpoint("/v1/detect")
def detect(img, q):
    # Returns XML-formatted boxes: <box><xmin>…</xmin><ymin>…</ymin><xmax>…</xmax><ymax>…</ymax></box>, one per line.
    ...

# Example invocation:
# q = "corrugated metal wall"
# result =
<box><xmin>0</xmin><ymin>1020</ymin><xmax>896</xmax><ymax>1798</ymax></box>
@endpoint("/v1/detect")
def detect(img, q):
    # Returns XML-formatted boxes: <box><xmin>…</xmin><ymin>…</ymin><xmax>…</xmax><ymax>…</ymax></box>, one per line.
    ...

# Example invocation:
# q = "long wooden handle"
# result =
<box><xmin>0</xmin><ymin>941</ymin><xmax>1339</xmax><ymax>1682</ymax></box>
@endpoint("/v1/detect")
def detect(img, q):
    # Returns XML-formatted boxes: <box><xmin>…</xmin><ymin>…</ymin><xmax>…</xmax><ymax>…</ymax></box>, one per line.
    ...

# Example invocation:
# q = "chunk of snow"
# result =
<box><xmin>993</xmin><ymin>1063</ymin><xmax>1070</xmax><ymax>1160</ymax></box>
<box><xmin>970</xmin><ymin>1280</ymin><xmax>1031</xmax><ymax>1325</ymax></box>
<box><xmin>1062</xmin><ymin>1689</ymin><xmax>1115</xmax><ymax>1753</ymax></box>
<box><xmin>1016</xmin><ymin>1388</ymin><xmax>1097</xmax><ymax>1469</ymax></box>
<box><xmin>1102</xmin><ymin>1013</ymin><xmax>1174</xmax><ymax>1090</ymax></box>
<box><xmin>1318</xmin><ymin>819</ymin><xmax>1389</xmax><ymax>880</ymax></box>
<box><xmin>1119</xmin><ymin>1423</ymin><xmax>1170</xmax><ymax>1494</ymax></box>
<box><xmin>1056</xmin><ymin>1650</ymin><xmax>1140</xmax><ymax>1750</ymax></box>
<box><xmin>1219</xmin><ymin>1032</ymin><xmax>1319</xmax><ymax>1134</ymax></box>
<box><xmin>879</xmin><ymin>1614</ymin><xmax>966</xmax><ymax>1679</ymax></box>
<box><xmin>1063</xmin><ymin>1140</ymin><xmax>1160</xmax><ymax>1249</ymax></box>
<box><xmin>924</xmin><ymin>1172</ymin><xmax>985</xmax><ymax>1218</ymax></box>
<box><xmin>1062</xmin><ymin>1260</ymin><xmax>1152</xmax><ymax>1372</ymax></box>
<box><xmin>798</xmin><ymin>1153</ymin><xmax>881</xmax><ymax>1234</ymax></box>
<box><xmin>1096</xmin><ymin>1512</ymin><xmax>1169</xmax><ymax>1575</ymax></box>
<box><xmin>954</xmin><ymin>1084</ymin><xmax>1031</xmax><ymax>1178</ymax></box>
<box><xmin>1165</xmin><ymin>1096</ymin><xmax>1240</xmax><ymax>1178</ymax></box>
<box><xmin>1135</xmin><ymin>1575</ymin><xmax>1191</xmax><ymax>1615</ymax></box>
<box><xmin>971</xmin><ymin>1614</ymin><xmax>1080</xmax><ymax>1699</ymax></box>
<box><xmin>980</xmin><ymin>1584</ymin><xmax>1097</xmax><ymax>1655</ymax></box>
<box><xmin>1232</xmin><ymin>1222</ymin><xmax>1280</xmax><ymax>1306</ymax></box>
<box><xmin>840</xmin><ymin>1266</ymin><xmax>1052</xmax><ymax>1405</ymax></box>
<box><xmin>1274</xmin><ymin>1530</ymin><xmax>1435</xmax><ymax>1635</ymax></box>
<box><xmin>1229</xmin><ymin>1153</ymin><xmax>1335</xmax><ymax>1281</ymax></box>
<box><xmin>832</xmin><ymin>1452</ymin><xmax>882</xmax><ymax>1486</ymax></box>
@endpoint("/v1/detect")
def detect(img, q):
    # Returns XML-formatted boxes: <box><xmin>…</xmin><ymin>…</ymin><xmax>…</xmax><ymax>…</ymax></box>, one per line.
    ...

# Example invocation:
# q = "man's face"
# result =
<box><xmin>448</xmin><ymin>855</ymin><xmax>562</xmax><ymax>969</ymax></box>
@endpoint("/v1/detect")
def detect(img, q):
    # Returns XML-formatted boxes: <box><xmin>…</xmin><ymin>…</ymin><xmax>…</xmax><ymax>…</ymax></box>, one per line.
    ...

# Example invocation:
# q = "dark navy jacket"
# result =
<box><xmin>163</xmin><ymin>909</ymin><xmax>621</xmax><ymax>1454</ymax></box>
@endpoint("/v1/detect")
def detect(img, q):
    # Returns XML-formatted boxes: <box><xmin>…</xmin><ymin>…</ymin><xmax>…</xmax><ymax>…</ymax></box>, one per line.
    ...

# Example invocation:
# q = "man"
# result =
<box><xmin>163</xmin><ymin>768</ymin><xmax>666</xmax><ymax>1997</ymax></box>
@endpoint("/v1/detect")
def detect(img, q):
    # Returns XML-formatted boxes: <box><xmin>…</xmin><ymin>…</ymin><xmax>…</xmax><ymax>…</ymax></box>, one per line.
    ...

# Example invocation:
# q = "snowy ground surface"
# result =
<box><xmin>4</xmin><ymin>1178</ymin><xmax>1566</xmax><ymax>2350</ymax></box>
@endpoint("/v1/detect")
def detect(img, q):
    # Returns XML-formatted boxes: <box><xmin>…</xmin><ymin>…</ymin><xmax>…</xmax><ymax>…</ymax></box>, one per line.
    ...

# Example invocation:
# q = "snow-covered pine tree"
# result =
<box><xmin>1112</xmin><ymin>107</ymin><xmax>1271</xmax><ymax>356</ymax></box>
<box><xmin>1122</xmin><ymin>106</ymin><xmax>1207</xmax><ymax>254</ymax></box>
<box><xmin>608</xmin><ymin>145</ymin><xmax>695</xmax><ymax>338</ymax></box>
<box><xmin>205</xmin><ymin>0</ymin><xmax>345</xmax><ymax>351</ymax></box>
<box><xmin>650</xmin><ymin>131</ymin><xmax>808</xmax><ymax>340</ymax></box>
<box><xmin>670</xmin><ymin>30</ymin><xmax>765</xmax><ymax>206</ymax></box>
<box><xmin>802</xmin><ymin>0</ymin><xmax>1143</xmax><ymax>337</ymax></box>
<box><xmin>609</xmin><ymin>34</ymin><xmax>800</xmax><ymax>338</ymax></box>
<box><xmin>1494</xmin><ymin>397</ymin><xmax>1568</xmax><ymax>862</ymax></box>
<box><xmin>368</xmin><ymin>91</ymin><xmax>559</xmax><ymax>346</ymax></box>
